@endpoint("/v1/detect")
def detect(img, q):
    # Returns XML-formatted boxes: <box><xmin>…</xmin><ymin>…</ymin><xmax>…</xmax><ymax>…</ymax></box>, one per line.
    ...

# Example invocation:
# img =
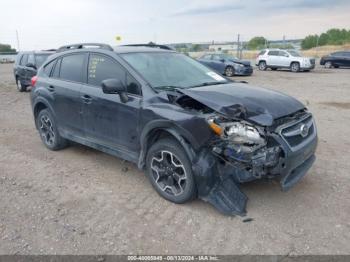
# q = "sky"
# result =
<box><xmin>1</xmin><ymin>0</ymin><xmax>350</xmax><ymax>50</ymax></box>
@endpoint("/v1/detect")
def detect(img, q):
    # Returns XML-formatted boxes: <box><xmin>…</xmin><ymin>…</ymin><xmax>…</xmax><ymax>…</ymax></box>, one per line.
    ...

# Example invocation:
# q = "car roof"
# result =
<box><xmin>113</xmin><ymin>46</ymin><xmax>174</xmax><ymax>54</ymax></box>
<box><xmin>18</xmin><ymin>51</ymin><xmax>55</xmax><ymax>55</ymax></box>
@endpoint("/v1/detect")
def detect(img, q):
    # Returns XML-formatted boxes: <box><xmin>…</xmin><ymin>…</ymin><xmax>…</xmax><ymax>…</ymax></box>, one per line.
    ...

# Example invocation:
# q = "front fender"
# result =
<box><xmin>138</xmin><ymin>119</ymin><xmax>204</xmax><ymax>169</ymax></box>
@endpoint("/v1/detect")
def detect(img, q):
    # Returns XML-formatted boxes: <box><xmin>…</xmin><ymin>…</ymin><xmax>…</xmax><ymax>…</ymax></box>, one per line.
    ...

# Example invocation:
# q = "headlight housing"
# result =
<box><xmin>208</xmin><ymin>118</ymin><xmax>265</xmax><ymax>145</ymax></box>
<box><xmin>233</xmin><ymin>63</ymin><xmax>244</xmax><ymax>68</ymax></box>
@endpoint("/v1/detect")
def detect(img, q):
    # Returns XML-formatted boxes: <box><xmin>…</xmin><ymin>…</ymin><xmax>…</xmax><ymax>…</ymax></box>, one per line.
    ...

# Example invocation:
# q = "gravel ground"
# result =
<box><xmin>0</xmin><ymin>63</ymin><xmax>349</xmax><ymax>255</ymax></box>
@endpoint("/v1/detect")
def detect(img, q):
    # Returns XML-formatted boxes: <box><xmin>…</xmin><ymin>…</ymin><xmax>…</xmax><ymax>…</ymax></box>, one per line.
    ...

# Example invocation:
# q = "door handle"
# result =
<box><xmin>81</xmin><ymin>94</ymin><xmax>92</xmax><ymax>104</ymax></box>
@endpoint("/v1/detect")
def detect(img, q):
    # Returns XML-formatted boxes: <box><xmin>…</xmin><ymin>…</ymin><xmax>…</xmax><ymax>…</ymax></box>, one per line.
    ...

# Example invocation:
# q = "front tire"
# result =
<box><xmin>224</xmin><ymin>66</ymin><xmax>234</xmax><ymax>77</ymax></box>
<box><xmin>146</xmin><ymin>138</ymin><xmax>196</xmax><ymax>204</ymax></box>
<box><xmin>258</xmin><ymin>61</ymin><xmax>267</xmax><ymax>71</ymax></box>
<box><xmin>290</xmin><ymin>62</ymin><xmax>300</xmax><ymax>72</ymax></box>
<box><xmin>36</xmin><ymin>109</ymin><xmax>68</xmax><ymax>150</ymax></box>
<box><xmin>16</xmin><ymin>78</ymin><xmax>26</xmax><ymax>92</ymax></box>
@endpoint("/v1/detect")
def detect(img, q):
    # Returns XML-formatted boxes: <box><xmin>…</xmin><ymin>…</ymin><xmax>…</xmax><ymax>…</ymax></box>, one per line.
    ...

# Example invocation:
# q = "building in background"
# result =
<box><xmin>209</xmin><ymin>43</ymin><xmax>238</xmax><ymax>52</ymax></box>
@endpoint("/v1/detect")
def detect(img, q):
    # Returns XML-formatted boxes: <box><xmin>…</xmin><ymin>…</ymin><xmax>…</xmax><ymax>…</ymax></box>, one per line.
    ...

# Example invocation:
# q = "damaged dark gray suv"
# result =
<box><xmin>30</xmin><ymin>43</ymin><xmax>317</xmax><ymax>216</ymax></box>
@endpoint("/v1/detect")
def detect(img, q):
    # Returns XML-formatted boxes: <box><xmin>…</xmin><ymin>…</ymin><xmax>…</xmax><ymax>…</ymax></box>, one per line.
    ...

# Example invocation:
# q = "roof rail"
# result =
<box><xmin>122</xmin><ymin>44</ymin><xmax>174</xmax><ymax>50</ymax></box>
<box><xmin>57</xmin><ymin>43</ymin><xmax>113</xmax><ymax>52</ymax></box>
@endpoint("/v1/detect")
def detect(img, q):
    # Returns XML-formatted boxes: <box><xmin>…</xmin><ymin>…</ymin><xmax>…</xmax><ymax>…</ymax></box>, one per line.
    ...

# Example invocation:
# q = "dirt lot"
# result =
<box><xmin>0</xmin><ymin>63</ymin><xmax>349</xmax><ymax>255</ymax></box>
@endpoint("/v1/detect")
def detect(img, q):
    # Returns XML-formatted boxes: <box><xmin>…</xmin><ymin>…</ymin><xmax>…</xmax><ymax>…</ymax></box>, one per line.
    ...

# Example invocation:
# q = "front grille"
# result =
<box><xmin>277</xmin><ymin>114</ymin><xmax>316</xmax><ymax>151</ymax></box>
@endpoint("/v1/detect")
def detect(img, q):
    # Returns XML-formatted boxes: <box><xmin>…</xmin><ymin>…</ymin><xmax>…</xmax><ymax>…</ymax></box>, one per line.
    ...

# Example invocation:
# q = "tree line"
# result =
<box><xmin>301</xmin><ymin>28</ymin><xmax>350</xmax><ymax>49</ymax></box>
<box><xmin>0</xmin><ymin>43</ymin><xmax>16</xmax><ymax>53</ymax></box>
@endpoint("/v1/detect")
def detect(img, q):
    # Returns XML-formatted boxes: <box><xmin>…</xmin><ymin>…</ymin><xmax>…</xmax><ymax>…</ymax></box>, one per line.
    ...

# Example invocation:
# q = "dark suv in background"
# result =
<box><xmin>14</xmin><ymin>51</ymin><xmax>53</xmax><ymax>91</ymax></box>
<box><xmin>30</xmin><ymin>43</ymin><xmax>317</xmax><ymax>216</ymax></box>
<box><xmin>320</xmin><ymin>51</ymin><xmax>350</xmax><ymax>68</ymax></box>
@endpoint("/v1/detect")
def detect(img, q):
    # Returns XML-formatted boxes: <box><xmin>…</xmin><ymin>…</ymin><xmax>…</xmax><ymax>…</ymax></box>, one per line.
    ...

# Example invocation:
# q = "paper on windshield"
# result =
<box><xmin>207</xmin><ymin>72</ymin><xmax>226</xmax><ymax>81</ymax></box>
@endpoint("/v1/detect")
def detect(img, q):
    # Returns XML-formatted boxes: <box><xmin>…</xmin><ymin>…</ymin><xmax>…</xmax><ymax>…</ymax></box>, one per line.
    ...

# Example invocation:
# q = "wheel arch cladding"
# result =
<box><xmin>34</xmin><ymin>102</ymin><xmax>48</xmax><ymax>119</ymax></box>
<box><xmin>138</xmin><ymin>121</ymin><xmax>199</xmax><ymax>170</ymax></box>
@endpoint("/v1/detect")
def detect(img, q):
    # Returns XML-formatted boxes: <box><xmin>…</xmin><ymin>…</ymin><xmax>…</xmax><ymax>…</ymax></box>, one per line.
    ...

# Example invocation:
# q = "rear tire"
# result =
<box><xmin>224</xmin><ymin>66</ymin><xmax>234</xmax><ymax>77</ymax></box>
<box><xmin>36</xmin><ymin>109</ymin><xmax>68</xmax><ymax>151</ymax></box>
<box><xmin>324</xmin><ymin>61</ymin><xmax>332</xmax><ymax>68</ymax></box>
<box><xmin>16</xmin><ymin>78</ymin><xmax>26</xmax><ymax>92</ymax></box>
<box><xmin>146</xmin><ymin>138</ymin><xmax>196</xmax><ymax>204</ymax></box>
<box><xmin>258</xmin><ymin>61</ymin><xmax>267</xmax><ymax>71</ymax></box>
<box><xmin>290</xmin><ymin>62</ymin><xmax>300</xmax><ymax>72</ymax></box>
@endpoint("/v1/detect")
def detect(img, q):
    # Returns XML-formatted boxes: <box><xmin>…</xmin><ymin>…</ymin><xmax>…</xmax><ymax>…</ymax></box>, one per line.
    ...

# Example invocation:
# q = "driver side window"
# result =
<box><xmin>88</xmin><ymin>54</ymin><xmax>141</xmax><ymax>96</ymax></box>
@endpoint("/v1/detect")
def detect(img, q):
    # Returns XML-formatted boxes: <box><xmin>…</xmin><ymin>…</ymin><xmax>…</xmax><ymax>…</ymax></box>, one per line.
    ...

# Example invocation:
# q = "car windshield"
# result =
<box><xmin>121</xmin><ymin>52</ymin><xmax>228</xmax><ymax>90</ymax></box>
<box><xmin>288</xmin><ymin>50</ymin><xmax>301</xmax><ymax>57</ymax></box>
<box><xmin>35</xmin><ymin>54</ymin><xmax>50</xmax><ymax>67</ymax></box>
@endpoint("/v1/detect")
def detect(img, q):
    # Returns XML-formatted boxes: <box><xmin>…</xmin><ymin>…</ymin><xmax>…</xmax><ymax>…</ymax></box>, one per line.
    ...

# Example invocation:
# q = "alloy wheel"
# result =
<box><xmin>150</xmin><ymin>150</ymin><xmax>187</xmax><ymax>196</ymax></box>
<box><xmin>259</xmin><ymin>61</ymin><xmax>266</xmax><ymax>70</ymax></box>
<box><xmin>225</xmin><ymin>67</ymin><xmax>234</xmax><ymax>77</ymax></box>
<box><xmin>39</xmin><ymin>115</ymin><xmax>55</xmax><ymax>146</ymax></box>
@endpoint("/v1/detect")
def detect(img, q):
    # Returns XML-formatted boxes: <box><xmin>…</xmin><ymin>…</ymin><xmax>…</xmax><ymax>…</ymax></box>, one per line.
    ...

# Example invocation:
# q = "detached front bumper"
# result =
<box><xmin>193</xmin><ymin>113</ymin><xmax>317</xmax><ymax>216</ymax></box>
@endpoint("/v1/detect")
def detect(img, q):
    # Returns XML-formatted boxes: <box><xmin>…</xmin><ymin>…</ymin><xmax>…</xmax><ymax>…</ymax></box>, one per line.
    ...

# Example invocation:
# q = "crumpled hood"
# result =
<box><xmin>228</xmin><ymin>59</ymin><xmax>251</xmax><ymax>66</ymax></box>
<box><xmin>178</xmin><ymin>83</ymin><xmax>305</xmax><ymax>126</ymax></box>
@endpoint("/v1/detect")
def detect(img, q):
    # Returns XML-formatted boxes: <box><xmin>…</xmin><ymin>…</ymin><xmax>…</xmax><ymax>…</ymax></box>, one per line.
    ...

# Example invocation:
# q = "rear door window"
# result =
<box><xmin>278</xmin><ymin>51</ymin><xmax>288</xmax><ymax>57</ymax></box>
<box><xmin>268</xmin><ymin>51</ymin><xmax>279</xmax><ymax>56</ymax></box>
<box><xmin>52</xmin><ymin>59</ymin><xmax>61</xmax><ymax>78</ymax></box>
<box><xmin>43</xmin><ymin>60</ymin><xmax>56</xmax><ymax>76</ymax></box>
<box><xmin>20</xmin><ymin>54</ymin><xmax>28</xmax><ymax>66</ymax></box>
<box><xmin>28</xmin><ymin>54</ymin><xmax>35</xmax><ymax>64</ymax></box>
<box><xmin>212</xmin><ymin>55</ymin><xmax>222</xmax><ymax>61</ymax></box>
<box><xmin>35</xmin><ymin>54</ymin><xmax>50</xmax><ymax>67</ymax></box>
<box><xmin>59</xmin><ymin>54</ymin><xmax>85</xmax><ymax>82</ymax></box>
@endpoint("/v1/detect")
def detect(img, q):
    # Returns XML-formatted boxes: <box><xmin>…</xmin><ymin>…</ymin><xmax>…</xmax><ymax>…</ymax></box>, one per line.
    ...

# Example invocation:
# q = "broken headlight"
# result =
<box><xmin>208</xmin><ymin>118</ymin><xmax>265</xmax><ymax>146</ymax></box>
<box><xmin>224</xmin><ymin>122</ymin><xmax>264</xmax><ymax>145</ymax></box>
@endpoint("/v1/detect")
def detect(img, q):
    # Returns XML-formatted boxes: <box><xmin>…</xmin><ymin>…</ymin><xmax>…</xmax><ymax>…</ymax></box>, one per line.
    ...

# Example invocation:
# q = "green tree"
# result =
<box><xmin>301</xmin><ymin>35</ymin><xmax>318</xmax><ymax>49</ymax></box>
<box><xmin>247</xmin><ymin>36</ymin><xmax>267</xmax><ymax>50</ymax></box>
<box><xmin>0</xmin><ymin>44</ymin><xmax>16</xmax><ymax>52</ymax></box>
<box><xmin>301</xmin><ymin>28</ymin><xmax>350</xmax><ymax>49</ymax></box>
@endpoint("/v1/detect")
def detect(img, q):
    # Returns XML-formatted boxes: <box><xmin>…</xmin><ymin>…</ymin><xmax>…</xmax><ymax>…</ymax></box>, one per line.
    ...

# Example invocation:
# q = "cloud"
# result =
<box><xmin>172</xmin><ymin>4</ymin><xmax>244</xmax><ymax>16</ymax></box>
<box><xmin>266</xmin><ymin>0</ymin><xmax>350</xmax><ymax>10</ymax></box>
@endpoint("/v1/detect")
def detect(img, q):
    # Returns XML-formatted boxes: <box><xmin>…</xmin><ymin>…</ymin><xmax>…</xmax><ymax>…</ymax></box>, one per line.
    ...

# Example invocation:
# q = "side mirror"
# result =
<box><xmin>101</xmin><ymin>79</ymin><xmax>128</xmax><ymax>103</ymax></box>
<box><xmin>26</xmin><ymin>63</ymin><xmax>36</xmax><ymax>69</ymax></box>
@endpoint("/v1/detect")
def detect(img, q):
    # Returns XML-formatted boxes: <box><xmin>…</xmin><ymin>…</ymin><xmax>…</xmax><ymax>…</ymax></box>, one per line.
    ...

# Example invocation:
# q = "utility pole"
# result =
<box><xmin>16</xmin><ymin>30</ymin><xmax>20</xmax><ymax>52</ymax></box>
<box><xmin>236</xmin><ymin>34</ymin><xmax>240</xmax><ymax>58</ymax></box>
<box><xmin>283</xmin><ymin>35</ymin><xmax>286</xmax><ymax>48</ymax></box>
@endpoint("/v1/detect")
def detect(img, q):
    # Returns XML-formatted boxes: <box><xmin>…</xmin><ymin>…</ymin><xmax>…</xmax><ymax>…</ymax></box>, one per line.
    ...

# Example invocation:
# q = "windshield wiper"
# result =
<box><xmin>190</xmin><ymin>81</ymin><xmax>227</xmax><ymax>88</ymax></box>
<box><xmin>153</xmin><ymin>85</ymin><xmax>184</xmax><ymax>91</ymax></box>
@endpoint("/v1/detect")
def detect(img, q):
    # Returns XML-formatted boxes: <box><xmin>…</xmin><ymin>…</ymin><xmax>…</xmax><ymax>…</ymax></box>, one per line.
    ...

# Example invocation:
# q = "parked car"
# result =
<box><xmin>30</xmin><ymin>43</ymin><xmax>317</xmax><ymax>216</ymax></box>
<box><xmin>256</xmin><ymin>49</ymin><xmax>315</xmax><ymax>72</ymax></box>
<box><xmin>320</xmin><ymin>51</ymin><xmax>350</xmax><ymax>68</ymax></box>
<box><xmin>14</xmin><ymin>51</ymin><xmax>54</xmax><ymax>92</ymax></box>
<box><xmin>197</xmin><ymin>53</ymin><xmax>253</xmax><ymax>77</ymax></box>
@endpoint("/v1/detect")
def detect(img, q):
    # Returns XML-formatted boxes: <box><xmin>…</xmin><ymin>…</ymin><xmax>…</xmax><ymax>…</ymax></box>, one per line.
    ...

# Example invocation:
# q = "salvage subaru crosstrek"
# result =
<box><xmin>30</xmin><ymin>43</ymin><xmax>317</xmax><ymax>215</ymax></box>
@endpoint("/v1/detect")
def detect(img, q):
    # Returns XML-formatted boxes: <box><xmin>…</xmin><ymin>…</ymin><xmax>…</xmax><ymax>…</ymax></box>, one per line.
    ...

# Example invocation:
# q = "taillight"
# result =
<box><xmin>31</xmin><ymin>76</ymin><xmax>38</xmax><ymax>87</ymax></box>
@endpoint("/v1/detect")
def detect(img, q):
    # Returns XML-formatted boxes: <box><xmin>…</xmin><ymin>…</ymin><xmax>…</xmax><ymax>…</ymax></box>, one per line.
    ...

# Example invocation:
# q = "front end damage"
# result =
<box><xmin>176</xmin><ymin>94</ymin><xmax>318</xmax><ymax>216</ymax></box>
